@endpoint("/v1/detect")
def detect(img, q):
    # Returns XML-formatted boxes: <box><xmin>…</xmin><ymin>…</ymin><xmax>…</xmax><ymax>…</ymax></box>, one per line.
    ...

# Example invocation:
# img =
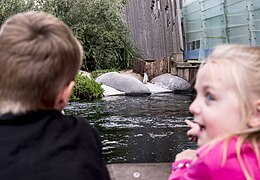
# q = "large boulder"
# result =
<box><xmin>96</xmin><ymin>72</ymin><xmax>151</xmax><ymax>95</ymax></box>
<box><xmin>150</xmin><ymin>73</ymin><xmax>192</xmax><ymax>92</ymax></box>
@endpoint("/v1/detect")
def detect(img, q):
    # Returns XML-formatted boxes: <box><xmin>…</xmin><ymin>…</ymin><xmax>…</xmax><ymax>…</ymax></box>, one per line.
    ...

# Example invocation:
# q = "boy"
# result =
<box><xmin>0</xmin><ymin>11</ymin><xmax>110</xmax><ymax>180</ymax></box>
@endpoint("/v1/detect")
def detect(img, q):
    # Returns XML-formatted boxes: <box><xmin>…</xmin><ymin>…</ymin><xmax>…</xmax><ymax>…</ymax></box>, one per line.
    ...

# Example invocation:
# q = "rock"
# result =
<box><xmin>96</xmin><ymin>72</ymin><xmax>151</xmax><ymax>95</ymax></box>
<box><xmin>150</xmin><ymin>73</ymin><xmax>192</xmax><ymax>92</ymax></box>
<box><xmin>144</xmin><ymin>83</ymin><xmax>172</xmax><ymax>94</ymax></box>
<box><xmin>101</xmin><ymin>84</ymin><xmax>125</xmax><ymax>96</ymax></box>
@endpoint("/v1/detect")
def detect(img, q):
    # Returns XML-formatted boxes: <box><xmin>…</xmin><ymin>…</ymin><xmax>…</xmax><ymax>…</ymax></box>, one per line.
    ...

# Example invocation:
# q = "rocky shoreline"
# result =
<box><xmin>79</xmin><ymin>70</ymin><xmax>192</xmax><ymax>96</ymax></box>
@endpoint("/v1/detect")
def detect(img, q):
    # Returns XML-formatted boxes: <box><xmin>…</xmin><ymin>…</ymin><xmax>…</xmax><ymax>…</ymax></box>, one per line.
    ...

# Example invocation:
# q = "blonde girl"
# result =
<box><xmin>169</xmin><ymin>44</ymin><xmax>260</xmax><ymax>180</ymax></box>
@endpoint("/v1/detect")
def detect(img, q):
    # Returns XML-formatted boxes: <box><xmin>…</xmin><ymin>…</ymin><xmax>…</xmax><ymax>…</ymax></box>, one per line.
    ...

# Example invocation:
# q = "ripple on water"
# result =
<box><xmin>65</xmin><ymin>93</ymin><xmax>197</xmax><ymax>163</ymax></box>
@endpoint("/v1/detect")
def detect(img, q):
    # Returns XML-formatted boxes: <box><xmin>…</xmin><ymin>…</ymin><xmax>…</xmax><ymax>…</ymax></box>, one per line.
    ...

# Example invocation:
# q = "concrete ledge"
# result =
<box><xmin>107</xmin><ymin>163</ymin><xmax>171</xmax><ymax>180</ymax></box>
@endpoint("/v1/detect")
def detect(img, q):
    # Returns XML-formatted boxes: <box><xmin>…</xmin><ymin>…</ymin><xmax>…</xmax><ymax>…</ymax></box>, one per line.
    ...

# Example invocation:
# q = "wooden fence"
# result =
<box><xmin>132</xmin><ymin>55</ymin><xmax>199</xmax><ymax>85</ymax></box>
<box><xmin>123</xmin><ymin>0</ymin><xmax>183</xmax><ymax>60</ymax></box>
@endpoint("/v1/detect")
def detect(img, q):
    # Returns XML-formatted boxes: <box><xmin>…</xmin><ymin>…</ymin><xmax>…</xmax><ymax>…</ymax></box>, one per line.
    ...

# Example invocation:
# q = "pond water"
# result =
<box><xmin>65</xmin><ymin>93</ymin><xmax>197</xmax><ymax>164</ymax></box>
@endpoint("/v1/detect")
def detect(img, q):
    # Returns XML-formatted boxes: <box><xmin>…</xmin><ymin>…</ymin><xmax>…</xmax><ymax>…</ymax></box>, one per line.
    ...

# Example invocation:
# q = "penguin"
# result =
<box><xmin>143</xmin><ymin>72</ymin><xmax>148</xmax><ymax>84</ymax></box>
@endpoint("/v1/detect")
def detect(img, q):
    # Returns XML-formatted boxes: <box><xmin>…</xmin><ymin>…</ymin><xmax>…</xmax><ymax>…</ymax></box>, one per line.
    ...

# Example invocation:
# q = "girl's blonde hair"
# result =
<box><xmin>0</xmin><ymin>11</ymin><xmax>83</xmax><ymax>113</ymax></box>
<box><xmin>204</xmin><ymin>44</ymin><xmax>260</xmax><ymax>180</ymax></box>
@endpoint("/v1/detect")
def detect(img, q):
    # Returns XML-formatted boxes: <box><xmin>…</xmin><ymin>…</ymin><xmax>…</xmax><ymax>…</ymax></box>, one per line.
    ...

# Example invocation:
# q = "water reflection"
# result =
<box><xmin>65</xmin><ymin>93</ymin><xmax>197</xmax><ymax>163</ymax></box>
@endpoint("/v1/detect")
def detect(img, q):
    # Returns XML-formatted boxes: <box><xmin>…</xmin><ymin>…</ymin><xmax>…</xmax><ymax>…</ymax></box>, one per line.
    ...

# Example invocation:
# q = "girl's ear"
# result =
<box><xmin>54</xmin><ymin>81</ymin><xmax>75</xmax><ymax>111</ymax></box>
<box><xmin>248</xmin><ymin>99</ymin><xmax>260</xmax><ymax>128</ymax></box>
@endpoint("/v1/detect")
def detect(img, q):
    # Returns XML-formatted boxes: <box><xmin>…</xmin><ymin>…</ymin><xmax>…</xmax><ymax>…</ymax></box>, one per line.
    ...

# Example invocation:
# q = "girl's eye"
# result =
<box><xmin>206</xmin><ymin>92</ymin><xmax>215</xmax><ymax>101</ymax></box>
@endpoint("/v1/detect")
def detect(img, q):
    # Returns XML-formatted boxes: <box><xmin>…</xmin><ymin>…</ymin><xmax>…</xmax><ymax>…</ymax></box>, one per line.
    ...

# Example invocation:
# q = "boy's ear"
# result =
<box><xmin>248</xmin><ymin>99</ymin><xmax>260</xmax><ymax>128</ymax></box>
<box><xmin>54</xmin><ymin>81</ymin><xmax>75</xmax><ymax>111</ymax></box>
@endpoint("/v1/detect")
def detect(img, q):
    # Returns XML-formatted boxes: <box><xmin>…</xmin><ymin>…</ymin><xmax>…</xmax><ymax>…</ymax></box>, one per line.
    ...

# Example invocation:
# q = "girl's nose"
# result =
<box><xmin>189</xmin><ymin>98</ymin><xmax>200</xmax><ymax>115</ymax></box>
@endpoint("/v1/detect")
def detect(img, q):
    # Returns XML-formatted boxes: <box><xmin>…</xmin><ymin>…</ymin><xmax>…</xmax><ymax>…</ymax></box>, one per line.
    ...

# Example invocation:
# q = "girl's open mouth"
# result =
<box><xmin>199</xmin><ymin>125</ymin><xmax>206</xmax><ymax>131</ymax></box>
<box><xmin>194</xmin><ymin>121</ymin><xmax>206</xmax><ymax>131</ymax></box>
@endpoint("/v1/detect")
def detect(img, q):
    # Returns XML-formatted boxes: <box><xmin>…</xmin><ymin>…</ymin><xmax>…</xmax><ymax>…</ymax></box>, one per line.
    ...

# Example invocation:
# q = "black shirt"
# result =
<box><xmin>0</xmin><ymin>110</ymin><xmax>110</xmax><ymax>180</ymax></box>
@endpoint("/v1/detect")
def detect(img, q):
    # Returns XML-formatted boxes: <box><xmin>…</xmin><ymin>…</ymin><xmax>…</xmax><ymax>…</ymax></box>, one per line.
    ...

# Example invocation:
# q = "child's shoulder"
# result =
<box><xmin>0</xmin><ymin>109</ymin><xmax>92</xmax><ymax>130</ymax></box>
<box><xmin>197</xmin><ymin>136</ymin><xmax>257</xmax><ymax>168</ymax></box>
<box><xmin>198</xmin><ymin>136</ymin><xmax>251</xmax><ymax>157</ymax></box>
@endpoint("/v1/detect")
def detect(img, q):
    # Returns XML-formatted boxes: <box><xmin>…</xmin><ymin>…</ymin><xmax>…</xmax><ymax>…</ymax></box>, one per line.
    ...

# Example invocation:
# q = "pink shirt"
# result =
<box><xmin>168</xmin><ymin>137</ymin><xmax>260</xmax><ymax>180</ymax></box>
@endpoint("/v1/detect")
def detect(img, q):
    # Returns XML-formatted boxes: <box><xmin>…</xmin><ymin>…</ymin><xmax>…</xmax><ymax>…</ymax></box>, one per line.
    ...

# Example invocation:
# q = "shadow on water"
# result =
<box><xmin>65</xmin><ymin>93</ymin><xmax>197</xmax><ymax>164</ymax></box>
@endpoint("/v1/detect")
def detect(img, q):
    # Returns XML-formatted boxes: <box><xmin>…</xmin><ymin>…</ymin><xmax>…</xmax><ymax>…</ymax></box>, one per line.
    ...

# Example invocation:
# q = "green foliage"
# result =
<box><xmin>71</xmin><ymin>74</ymin><xmax>104</xmax><ymax>101</ymax></box>
<box><xmin>91</xmin><ymin>68</ymin><xmax>118</xmax><ymax>79</ymax></box>
<box><xmin>0</xmin><ymin>0</ymin><xmax>141</xmax><ymax>71</ymax></box>
<box><xmin>0</xmin><ymin>0</ymin><xmax>31</xmax><ymax>24</ymax></box>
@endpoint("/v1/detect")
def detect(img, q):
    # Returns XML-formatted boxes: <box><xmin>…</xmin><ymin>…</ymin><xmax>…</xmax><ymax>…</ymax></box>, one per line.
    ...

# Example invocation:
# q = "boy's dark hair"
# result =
<box><xmin>0</xmin><ymin>11</ymin><xmax>83</xmax><ymax>113</ymax></box>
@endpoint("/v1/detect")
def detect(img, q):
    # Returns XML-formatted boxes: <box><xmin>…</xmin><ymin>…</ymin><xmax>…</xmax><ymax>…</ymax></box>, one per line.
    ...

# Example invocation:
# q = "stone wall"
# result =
<box><xmin>107</xmin><ymin>163</ymin><xmax>171</xmax><ymax>180</ymax></box>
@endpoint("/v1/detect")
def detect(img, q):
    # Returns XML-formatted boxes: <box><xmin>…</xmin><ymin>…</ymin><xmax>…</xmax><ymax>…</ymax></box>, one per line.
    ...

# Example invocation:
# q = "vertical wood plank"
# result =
<box><xmin>124</xmin><ymin>0</ymin><xmax>182</xmax><ymax>60</ymax></box>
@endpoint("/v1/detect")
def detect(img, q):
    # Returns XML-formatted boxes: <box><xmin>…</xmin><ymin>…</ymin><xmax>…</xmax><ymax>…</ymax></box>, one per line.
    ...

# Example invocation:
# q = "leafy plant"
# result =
<box><xmin>0</xmin><ymin>0</ymin><xmax>141</xmax><ymax>71</ymax></box>
<box><xmin>71</xmin><ymin>74</ymin><xmax>104</xmax><ymax>101</ymax></box>
<box><xmin>0</xmin><ymin>0</ymin><xmax>32</xmax><ymax>24</ymax></box>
